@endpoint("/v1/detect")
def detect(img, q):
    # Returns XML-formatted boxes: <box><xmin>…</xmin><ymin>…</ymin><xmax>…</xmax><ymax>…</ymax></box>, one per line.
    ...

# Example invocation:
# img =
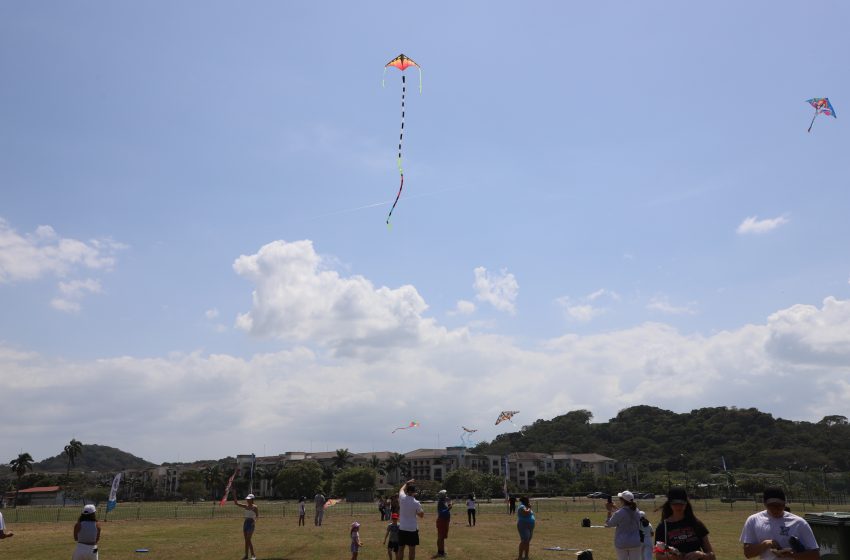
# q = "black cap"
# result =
<box><xmin>666</xmin><ymin>487</ymin><xmax>689</xmax><ymax>503</ymax></box>
<box><xmin>763</xmin><ymin>487</ymin><xmax>786</xmax><ymax>504</ymax></box>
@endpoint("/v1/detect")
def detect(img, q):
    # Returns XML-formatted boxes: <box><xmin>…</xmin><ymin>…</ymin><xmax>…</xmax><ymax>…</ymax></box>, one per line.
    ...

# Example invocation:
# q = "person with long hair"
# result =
<box><xmin>466</xmin><ymin>494</ymin><xmax>477</xmax><ymax>527</ymax></box>
<box><xmin>654</xmin><ymin>487</ymin><xmax>715</xmax><ymax>560</ymax></box>
<box><xmin>516</xmin><ymin>496</ymin><xmax>535</xmax><ymax>560</ymax></box>
<box><xmin>234</xmin><ymin>493</ymin><xmax>259</xmax><ymax>560</ymax></box>
<box><xmin>605</xmin><ymin>490</ymin><xmax>643</xmax><ymax>560</ymax></box>
<box><xmin>72</xmin><ymin>504</ymin><xmax>101</xmax><ymax>560</ymax></box>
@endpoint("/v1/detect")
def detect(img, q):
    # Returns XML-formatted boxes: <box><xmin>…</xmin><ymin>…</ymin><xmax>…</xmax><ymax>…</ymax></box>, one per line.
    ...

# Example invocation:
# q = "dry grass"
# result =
<box><xmin>0</xmin><ymin>505</ymin><xmax>766</xmax><ymax>560</ymax></box>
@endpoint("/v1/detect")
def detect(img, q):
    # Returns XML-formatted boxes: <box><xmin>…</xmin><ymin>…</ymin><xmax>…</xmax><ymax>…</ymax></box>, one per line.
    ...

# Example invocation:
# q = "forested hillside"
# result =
<box><xmin>476</xmin><ymin>406</ymin><xmax>850</xmax><ymax>471</ymax></box>
<box><xmin>34</xmin><ymin>444</ymin><xmax>155</xmax><ymax>472</ymax></box>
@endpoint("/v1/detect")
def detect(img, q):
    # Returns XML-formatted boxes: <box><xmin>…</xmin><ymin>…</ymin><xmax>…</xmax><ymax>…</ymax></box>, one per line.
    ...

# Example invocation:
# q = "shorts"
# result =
<box><xmin>387</xmin><ymin>542</ymin><xmax>399</xmax><ymax>552</ymax></box>
<box><xmin>398</xmin><ymin>529</ymin><xmax>419</xmax><ymax>546</ymax></box>
<box><xmin>351</xmin><ymin>543</ymin><xmax>360</xmax><ymax>553</ymax></box>
<box><xmin>436</xmin><ymin>517</ymin><xmax>450</xmax><ymax>538</ymax></box>
<box><xmin>517</xmin><ymin>523</ymin><xmax>534</xmax><ymax>542</ymax></box>
<box><xmin>243</xmin><ymin>518</ymin><xmax>255</xmax><ymax>532</ymax></box>
<box><xmin>72</xmin><ymin>543</ymin><xmax>99</xmax><ymax>560</ymax></box>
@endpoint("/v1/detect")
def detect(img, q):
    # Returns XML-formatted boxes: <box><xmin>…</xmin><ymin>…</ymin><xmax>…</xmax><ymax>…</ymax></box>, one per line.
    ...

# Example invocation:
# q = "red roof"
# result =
<box><xmin>17</xmin><ymin>486</ymin><xmax>61</xmax><ymax>493</ymax></box>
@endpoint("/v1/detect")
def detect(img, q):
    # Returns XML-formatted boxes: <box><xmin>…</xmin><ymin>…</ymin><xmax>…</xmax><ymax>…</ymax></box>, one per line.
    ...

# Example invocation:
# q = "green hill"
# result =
<box><xmin>475</xmin><ymin>406</ymin><xmax>850</xmax><ymax>471</ymax></box>
<box><xmin>34</xmin><ymin>444</ymin><xmax>156</xmax><ymax>472</ymax></box>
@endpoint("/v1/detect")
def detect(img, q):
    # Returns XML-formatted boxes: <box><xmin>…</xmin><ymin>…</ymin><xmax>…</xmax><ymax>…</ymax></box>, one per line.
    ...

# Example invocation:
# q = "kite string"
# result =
<box><xmin>386</xmin><ymin>74</ymin><xmax>406</xmax><ymax>224</ymax></box>
<box><xmin>808</xmin><ymin>111</ymin><xmax>817</xmax><ymax>133</ymax></box>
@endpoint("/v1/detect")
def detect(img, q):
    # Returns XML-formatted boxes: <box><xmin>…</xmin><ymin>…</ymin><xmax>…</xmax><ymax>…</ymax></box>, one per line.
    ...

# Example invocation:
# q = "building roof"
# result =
<box><xmin>18</xmin><ymin>486</ymin><xmax>61</xmax><ymax>493</ymax></box>
<box><xmin>569</xmin><ymin>453</ymin><xmax>615</xmax><ymax>463</ymax></box>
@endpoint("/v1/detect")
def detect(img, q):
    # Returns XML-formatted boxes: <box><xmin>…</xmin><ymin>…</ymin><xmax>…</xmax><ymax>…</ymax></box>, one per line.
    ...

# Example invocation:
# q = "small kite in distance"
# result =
<box><xmin>460</xmin><ymin>426</ymin><xmax>478</xmax><ymax>447</ymax></box>
<box><xmin>806</xmin><ymin>98</ymin><xmax>837</xmax><ymax>133</ymax></box>
<box><xmin>392</xmin><ymin>420</ymin><xmax>420</xmax><ymax>433</ymax></box>
<box><xmin>495</xmin><ymin>411</ymin><xmax>520</xmax><ymax>426</ymax></box>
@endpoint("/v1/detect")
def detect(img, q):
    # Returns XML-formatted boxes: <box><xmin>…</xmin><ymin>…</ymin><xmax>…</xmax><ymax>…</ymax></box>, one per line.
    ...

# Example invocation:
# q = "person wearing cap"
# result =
<box><xmin>740</xmin><ymin>487</ymin><xmax>819</xmax><ymax>559</ymax></box>
<box><xmin>384</xmin><ymin>512</ymin><xmax>401</xmax><ymax>560</ymax></box>
<box><xmin>72</xmin><ymin>504</ymin><xmax>101</xmax><ymax>560</ymax></box>
<box><xmin>350</xmin><ymin>521</ymin><xmax>363</xmax><ymax>560</ymax></box>
<box><xmin>654</xmin><ymin>487</ymin><xmax>714</xmax><ymax>560</ymax></box>
<box><xmin>605</xmin><ymin>490</ymin><xmax>643</xmax><ymax>560</ymax></box>
<box><xmin>234</xmin><ymin>493</ymin><xmax>259</xmax><ymax>560</ymax></box>
<box><xmin>433</xmin><ymin>489</ymin><xmax>452</xmax><ymax>558</ymax></box>
<box><xmin>398</xmin><ymin>479</ymin><xmax>425</xmax><ymax>560</ymax></box>
<box><xmin>638</xmin><ymin>509</ymin><xmax>653</xmax><ymax>560</ymax></box>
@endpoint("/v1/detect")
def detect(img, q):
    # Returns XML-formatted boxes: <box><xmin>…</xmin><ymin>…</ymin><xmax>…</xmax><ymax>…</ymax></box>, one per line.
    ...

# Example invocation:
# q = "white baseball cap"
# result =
<box><xmin>246</xmin><ymin>494</ymin><xmax>255</xmax><ymax>500</ymax></box>
<box><xmin>82</xmin><ymin>504</ymin><xmax>97</xmax><ymax>514</ymax></box>
<box><xmin>617</xmin><ymin>490</ymin><xmax>635</xmax><ymax>502</ymax></box>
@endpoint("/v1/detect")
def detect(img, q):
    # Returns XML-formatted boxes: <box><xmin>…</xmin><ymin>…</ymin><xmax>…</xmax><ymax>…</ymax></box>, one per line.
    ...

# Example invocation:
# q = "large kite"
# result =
<box><xmin>495</xmin><ymin>411</ymin><xmax>519</xmax><ymax>426</ymax></box>
<box><xmin>806</xmin><ymin>98</ymin><xmax>837</xmax><ymax>133</ymax></box>
<box><xmin>392</xmin><ymin>420</ymin><xmax>420</xmax><ymax>433</ymax></box>
<box><xmin>382</xmin><ymin>54</ymin><xmax>422</xmax><ymax>225</ymax></box>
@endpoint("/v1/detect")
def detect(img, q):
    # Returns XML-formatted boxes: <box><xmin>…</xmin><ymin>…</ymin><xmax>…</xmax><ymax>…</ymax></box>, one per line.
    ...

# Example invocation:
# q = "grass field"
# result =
<box><xmin>0</xmin><ymin>500</ymin><xmax>773</xmax><ymax>560</ymax></box>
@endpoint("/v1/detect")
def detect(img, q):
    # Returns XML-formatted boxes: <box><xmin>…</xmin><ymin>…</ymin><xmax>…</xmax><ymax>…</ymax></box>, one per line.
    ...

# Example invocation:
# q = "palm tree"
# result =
<box><xmin>368</xmin><ymin>455</ymin><xmax>386</xmax><ymax>475</ymax></box>
<box><xmin>62</xmin><ymin>439</ymin><xmax>83</xmax><ymax>505</ymax></box>
<box><xmin>202</xmin><ymin>465</ymin><xmax>223</xmax><ymax>499</ymax></box>
<box><xmin>9</xmin><ymin>452</ymin><xmax>34</xmax><ymax>507</ymax></box>
<box><xmin>385</xmin><ymin>453</ymin><xmax>406</xmax><ymax>484</ymax></box>
<box><xmin>333</xmin><ymin>448</ymin><xmax>353</xmax><ymax>471</ymax></box>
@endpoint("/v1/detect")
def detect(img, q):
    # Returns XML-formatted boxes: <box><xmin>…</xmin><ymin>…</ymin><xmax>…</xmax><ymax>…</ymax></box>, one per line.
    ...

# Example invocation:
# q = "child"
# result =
<box><xmin>351</xmin><ymin>521</ymin><xmax>363</xmax><ymax>560</ymax></box>
<box><xmin>383</xmin><ymin>512</ymin><xmax>400</xmax><ymax>560</ymax></box>
<box><xmin>298</xmin><ymin>496</ymin><xmax>306</xmax><ymax>526</ymax></box>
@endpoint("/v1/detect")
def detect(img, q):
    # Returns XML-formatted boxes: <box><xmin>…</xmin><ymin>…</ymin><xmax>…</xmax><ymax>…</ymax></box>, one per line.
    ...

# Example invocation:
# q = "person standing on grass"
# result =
<box><xmin>0</xmin><ymin>510</ymin><xmax>13</xmax><ymax>540</ymax></box>
<box><xmin>314</xmin><ymin>491</ymin><xmax>327</xmax><ymax>526</ymax></box>
<box><xmin>605</xmin><ymin>490</ymin><xmax>642</xmax><ymax>560</ymax></box>
<box><xmin>740</xmin><ymin>487</ymin><xmax>819</xmax><ymax>560</ymax></box>
<box><xmin>516</xmin><ymin>496</ymin><xmax>535</xmax><ymax>560</ymax></box>
<box><xmin>384</xmin><ymin>512</ymin><xmax>401</xmax><ymax>560</ymax></box>
<box><xmin>298</xmin><ymin>496</ymin><xmax>306</xmax><ymax>526</ymax></box>
<box><xmin>72</xmin><ymin>504</ymin><xmax>101</xmax><ymax>560</ymax></box>
<box><xmin>398</xmin><ymin>479</ymin><xmax>425</xmax><ymax>560</ymax></box>
<box><xmin>466</xmin><ymin>494</ymin><xmax>477</xmax><ymax>526</ymax></box>
<box><xmin>433</xmin><ymin>489</ymin><xmax>452</xmax><ymax>558</ymax></box>
<box><xmin>653</xmin><ymin>487</ymin><xmax>714</xmax><ymax>560</ymax></box>
<box><xmin>351</xmin><ymin>521</ymin><xmax>363</xmax><ymax>560</ymax></box>
<box><xmin>234</xmin><ymin>493</ymin><xmax>259</xmax><ymax>560</ymax></box>
<box><xmin>509</xmin><ymin>494</ymin><xmax>517</xmax><ymax>514</ymax></box>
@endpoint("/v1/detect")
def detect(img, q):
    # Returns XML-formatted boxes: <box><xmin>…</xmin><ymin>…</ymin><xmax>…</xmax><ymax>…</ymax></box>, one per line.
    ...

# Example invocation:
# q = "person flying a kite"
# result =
<box><xmin>806</xmin><ymin>98</ymin><xmax>837</xmax><ymax>133</ymax></box>
<box><xmin>382</xmin><ymin>54</ymin><xmax>422</xmax><ymax>225</ymax></box>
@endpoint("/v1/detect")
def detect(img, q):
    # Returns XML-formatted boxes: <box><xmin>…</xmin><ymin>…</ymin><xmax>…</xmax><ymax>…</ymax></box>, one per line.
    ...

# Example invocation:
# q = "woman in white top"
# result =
<box><xmin>466</xmin><ymin>494</ymin><xmax>477</xmax><ymax>526</ymax></box>
<box><xmin>72</xmin><ymin>504</ymin><xmax>101</xmax><ymax>560</ymax></box>
<box><xmin>234</xmin><ymin>493</ymin><xmax>259</xmax><ymax>560</ymax></box>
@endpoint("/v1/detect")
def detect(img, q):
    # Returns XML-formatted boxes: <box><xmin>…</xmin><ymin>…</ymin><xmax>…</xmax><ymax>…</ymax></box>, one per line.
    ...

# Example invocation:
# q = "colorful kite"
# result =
<box><xmin>324</xmin><ymin>498</ymin><xmax>341</xmax><ymax>509</ymax></box>
<box><xmin>392</xmin><ymin>420</ymin><xmax>420</xmax><ymax>433</ymax></box>
<box><xmin>382</xmin><ymin>54</ymin><xmax>422</xmax><ymax>225</ymax></box>
<box><xmin>460</xmin><ymin>426</ymin><xmax>478</xmax><ymax>448</ymax></box>
<box><xmin>806</xmin><ymin>98</ymin><xmax>837</xmax><ymax>132</ymax></box>
<box><xmin>495</xmin><ymin>411</ymin><xmax>519</xmax><ymax>426</ymax></box>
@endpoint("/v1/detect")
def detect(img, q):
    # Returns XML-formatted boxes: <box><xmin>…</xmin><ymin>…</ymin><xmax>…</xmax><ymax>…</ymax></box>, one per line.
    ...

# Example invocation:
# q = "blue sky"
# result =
<box><xmin>2</xmin><ymin>1</ymin><xmax>849</xmax><ymax>464</ymax></box>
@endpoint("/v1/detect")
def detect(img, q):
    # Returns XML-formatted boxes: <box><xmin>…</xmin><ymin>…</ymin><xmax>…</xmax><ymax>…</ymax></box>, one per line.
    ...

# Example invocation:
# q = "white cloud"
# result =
<box><xmin>736</xmin><ymin>215</ymin><xmax>789</xmax><ymax>235</ymax></box>
<box><xmin>473</xmin><ymin>266</ymin><xmax>518</xmax><ymax>314</ymax></box>
<box><xmin>233</xmin><ymin>240</ymin><xmax>447</xmax><ymax>357</ymax></box>
<box><xmin>451</xmin><ymin>300</ymin><xmax>476</xmax><ymax>315</ymax></box>
<box><xmin>4</xmin><ymin>294</ymin><xmax>850</xmax><ymax>464</ymax></box>
<box><xmin>205</xmin><ymin>308</ymin><xmax>220</xmax><ymax>320</ymax></box>
<box><xmin>556</xmin><ymin>289</ymin><xmax>619</xmax><ymax>322</ymax></box>
<box><xmin>647</xmin><ymin>295</ymin><xmax>698</xmax><ymax>315</ymax></box>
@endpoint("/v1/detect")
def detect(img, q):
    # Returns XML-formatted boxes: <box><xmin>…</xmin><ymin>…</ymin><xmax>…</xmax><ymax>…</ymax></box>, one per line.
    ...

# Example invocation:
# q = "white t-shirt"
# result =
<box><xmin>467</xmin><ymin>499</ymin><xmax>476</xmax><ymax>510</ymax></box>
<box><xmin>740</xmin><ymin>510</ymin><xmax>818</xmax><ymax>559</ymax></box>
<box><xmin>398</xmin><ymin>490</ymin><xmax>423</xmax><ymax>532</ymax></box>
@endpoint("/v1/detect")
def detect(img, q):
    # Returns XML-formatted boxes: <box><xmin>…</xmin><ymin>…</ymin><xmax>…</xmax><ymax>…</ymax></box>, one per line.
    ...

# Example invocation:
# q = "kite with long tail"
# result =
<box><xmin>806</xmin><ymin>98</ymin><xmax>836</xmax><ymax>133</ymax></box>
<box><xmin>392</xmin><ymin>420</ymin><xmax>420</xmax><ymax>433</ymax></box>
<box><xmin>383</xmin><ymin>54</ymin><xmax>422</xmax><ymax>225</ymax></box>
<box><xmin>460</xmin><ymin>426</ymin><xmax>478</xmax><ymax>447</ymax></box>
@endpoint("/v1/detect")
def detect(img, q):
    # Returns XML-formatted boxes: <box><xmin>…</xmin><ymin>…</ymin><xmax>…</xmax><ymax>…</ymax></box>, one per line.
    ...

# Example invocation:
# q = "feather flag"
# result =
<box><xmin>107</xmin><ymin>472</ymin><xmax>122</xmax><ymax>512</ymax></box>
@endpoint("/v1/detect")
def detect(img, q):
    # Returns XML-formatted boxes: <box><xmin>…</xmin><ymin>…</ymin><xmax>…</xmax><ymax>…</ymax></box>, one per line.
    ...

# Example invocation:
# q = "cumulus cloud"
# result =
<box><xmin>4</xmin><ymin>294</ymin><xmax>850</xmax><ymax>463</ymax></box>
<box><xmin>233</xmin><ymin>240</ymin><xmax>447</xmax><ymax>357</ymax></box>
<box><xmin>0</xmin><ymin>219</ymin><xmax>125</xmax><ymax>311</ymax></box>
<box><xmin>473</xmin><ymin>266</ymin><xmax>518</xmax><ymax>314</ymax></box>
<box><xmin>450</xmin><ymin>300</ymin><xmax>476</xmax><ymax>315</ymax></box>
<box><xmin>646</xmin><ymin>295</ymin><xmax>698</xmax><ymax>315</ymax></box>
<box><xmin>736</xmin><ymin>215</ymin><xmax>789</xmax><ymax>235</ymax></box>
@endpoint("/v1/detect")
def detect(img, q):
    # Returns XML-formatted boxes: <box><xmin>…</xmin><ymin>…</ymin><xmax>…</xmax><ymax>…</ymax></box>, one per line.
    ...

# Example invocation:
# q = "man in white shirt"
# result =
<box><xmin>741</xmin><ymin>487</ymin><xmax>819</xmax><ymax>560</ymax></box>
<box><xmin>397</xmin><ymin>479</ymin><xmax>425</xmax><ymax>560</ymax></box>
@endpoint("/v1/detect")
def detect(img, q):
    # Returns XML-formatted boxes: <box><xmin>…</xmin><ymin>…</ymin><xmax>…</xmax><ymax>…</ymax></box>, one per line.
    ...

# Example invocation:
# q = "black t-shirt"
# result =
<box><xmin>654</xmin><ymin>518</ymin><xmax>709</xmax><ymax>554</ymax></box>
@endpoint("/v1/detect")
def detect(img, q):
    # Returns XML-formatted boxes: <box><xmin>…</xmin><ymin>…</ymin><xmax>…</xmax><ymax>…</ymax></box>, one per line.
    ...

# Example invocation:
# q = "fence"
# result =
<box><xmin>3</xmin><ymin>496</ymin><xmax>846</xmax><ymax>524</ymax></box>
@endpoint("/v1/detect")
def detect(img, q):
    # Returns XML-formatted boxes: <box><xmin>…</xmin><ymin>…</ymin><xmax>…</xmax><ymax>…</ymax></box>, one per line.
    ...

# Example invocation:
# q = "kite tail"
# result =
<box><xmin>382</xmin><ymin>67</ymin><xmax>388</xmax><ymax>89</ymax></box>
<box><xmin>417</xmin><ymin>67</ymin><xmax>422</xmax><ymax>93</ymax></box>
<box><xmin>387</xmin><ymin>74</ymin><xmax>406</xmax><ymax>225</ymax></box>
<box><xmin>808</xmin><ymin>112</ymin><xmax>817</xmax><ymax>133</ymax></box>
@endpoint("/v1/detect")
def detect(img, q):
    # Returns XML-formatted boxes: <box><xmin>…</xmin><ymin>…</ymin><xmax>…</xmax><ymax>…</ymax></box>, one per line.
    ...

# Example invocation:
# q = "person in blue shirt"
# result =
<box><xmin>516</xmin><ymin>496</ymin><xmax>535</xmax><ymax>560</ymax></box>
<box><xmin>434</xmin><ymin>489</ymin><xmax>452</xmax><ymax>558</ymax></box>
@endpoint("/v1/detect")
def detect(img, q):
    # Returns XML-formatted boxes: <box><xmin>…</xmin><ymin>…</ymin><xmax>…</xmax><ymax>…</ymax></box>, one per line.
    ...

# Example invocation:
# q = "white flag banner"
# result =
<box><xmin>107</xmin><ymin>472</ymin><xmax>122</xmax><ymax>512</ymax></box>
